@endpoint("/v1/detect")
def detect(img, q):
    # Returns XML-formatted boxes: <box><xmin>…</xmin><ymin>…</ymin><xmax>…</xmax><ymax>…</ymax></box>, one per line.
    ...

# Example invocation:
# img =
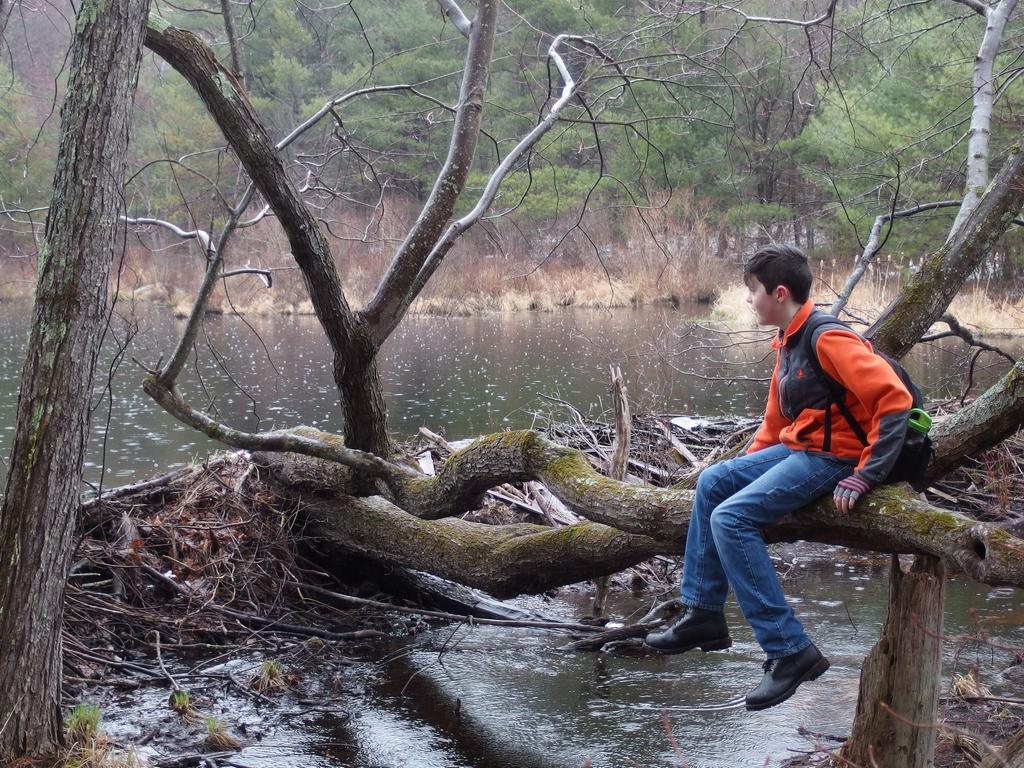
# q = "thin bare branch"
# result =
<box><xmin>218</xmin><ymin>0</ymin><xmax>243</xmax><ymax>81</ymax></box>
<box><xmin>362</xmin><ymin>0</ymin><xmax>498</xmax><ymax>344</ymax></box>
<box><xmin>831</xmin><ymin>200</ymin><xmax>960</xmax><ymax>317</ymax></box>
<box><xmin>143</xmin><ymin>377</ymin><xmax>412</xmax><ymax>485</ymax></box>
<box><xmin>713</xmin><ymin>0</ymin><xmax>839</xmax><ymax>28</ymax></box>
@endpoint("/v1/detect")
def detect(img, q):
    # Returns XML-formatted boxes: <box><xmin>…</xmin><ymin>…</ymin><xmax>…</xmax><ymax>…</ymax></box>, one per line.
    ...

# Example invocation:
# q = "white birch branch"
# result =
<box><xmin>718</xmin><ymin>0</ymin><xmax>838</xmax><ymax>27</ymax></box>
<box><xmin>830</xmin><ymin>200</ymin><xmax>960</xmax><ymax>317</ymax></box>
<box><xmin>948</xmin><ymin>0</ymin><xmax>1018</xmax><ymax>240</ymax></box>
<box><xmin>124</xmin><ymin>216</ymin><xmax>213</xmax><ymax>253</ymax></box>
<box><xmin>437</xmin><ymin>0</ymin><xmax>471</xmax><ymax>37</ymax></box>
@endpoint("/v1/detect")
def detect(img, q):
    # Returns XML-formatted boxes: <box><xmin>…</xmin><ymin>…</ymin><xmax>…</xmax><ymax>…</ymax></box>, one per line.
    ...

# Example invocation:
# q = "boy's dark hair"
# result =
<box><xmin>743</xmin><ymin>244</ymin><xmax>812</xmax><ymax>304</ymax></box>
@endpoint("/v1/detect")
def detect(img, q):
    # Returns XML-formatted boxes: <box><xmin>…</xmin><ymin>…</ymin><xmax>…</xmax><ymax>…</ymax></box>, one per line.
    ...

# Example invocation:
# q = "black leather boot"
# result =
<box><xmin>744</xmin><ymin>642</ymin><xmax>830</xmax><ymax>711</ymax></box>
<box><xmin>643</xmin><ymin>607</ymin><xmax>731</xmax><ymax>653</ymax></box>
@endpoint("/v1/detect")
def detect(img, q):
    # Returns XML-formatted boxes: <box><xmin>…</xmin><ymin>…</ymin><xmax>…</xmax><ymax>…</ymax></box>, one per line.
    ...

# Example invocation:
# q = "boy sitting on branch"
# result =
<box><xmin>646</xmin><ymin>244</ymin><xmax>914</xmax><ymax>711</ymax></box>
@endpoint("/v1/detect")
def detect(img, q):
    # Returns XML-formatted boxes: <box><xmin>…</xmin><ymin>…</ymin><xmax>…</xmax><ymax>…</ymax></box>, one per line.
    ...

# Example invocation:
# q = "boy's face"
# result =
<box><xmin>745</xmin><ymin>277</ymin><xmax>791</xmax><ymax>328</ymax></box>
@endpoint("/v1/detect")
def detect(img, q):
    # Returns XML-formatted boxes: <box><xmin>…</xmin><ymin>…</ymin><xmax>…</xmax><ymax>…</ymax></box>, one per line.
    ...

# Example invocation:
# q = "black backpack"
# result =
<box><xmin>799</xmin><ymin>313</ymin><xmax>933</xmax><ymax>491</ymax></box>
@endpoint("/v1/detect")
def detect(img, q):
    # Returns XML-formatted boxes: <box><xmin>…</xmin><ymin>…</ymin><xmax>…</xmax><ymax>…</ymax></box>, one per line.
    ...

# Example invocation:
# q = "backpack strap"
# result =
<box><xmin>799</xmin><ymin>312</ymin><xmax>870</xmax><ymax>450</ymax></box>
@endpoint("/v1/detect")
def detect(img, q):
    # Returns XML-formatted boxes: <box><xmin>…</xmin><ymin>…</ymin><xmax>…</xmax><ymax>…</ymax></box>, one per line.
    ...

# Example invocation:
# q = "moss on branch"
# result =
<box><xmin>257</xmin><ymin>428</ymin><xmax>1024</xmax><ymax>592</ymax></box>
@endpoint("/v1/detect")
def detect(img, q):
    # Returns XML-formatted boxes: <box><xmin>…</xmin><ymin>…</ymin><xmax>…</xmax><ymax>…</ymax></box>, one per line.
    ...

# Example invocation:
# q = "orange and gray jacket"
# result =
<box><xmin>747</xmin><ymin>301</ymin><xmax>913</xmax><ymax>485</ymax></box>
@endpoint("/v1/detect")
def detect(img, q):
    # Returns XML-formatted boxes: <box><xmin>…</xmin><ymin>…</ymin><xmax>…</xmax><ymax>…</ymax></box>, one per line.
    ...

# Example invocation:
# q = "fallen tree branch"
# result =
<box><xmin>255</xmin><ymin>428</ymin><xmax>1024</xmax><ymax>592</ymax></box>
<box><xmin>293</xmin><ymin>492</ymin><xmax>662</xmax><ymax>597</ymax></box>
<box><xmin>298</xmin><ymin>582</ymin><xmax>604</xmax><ymax>632</ymax></box>
<box><xmin>929</xmin><ymin>360</ymin><xmax>1024</xmax><ymax>480</ymax></box>
<box><xmin>920</xmin><ymin>315</ymin><xmax>1018</xmax><ymax>364</ymax></box>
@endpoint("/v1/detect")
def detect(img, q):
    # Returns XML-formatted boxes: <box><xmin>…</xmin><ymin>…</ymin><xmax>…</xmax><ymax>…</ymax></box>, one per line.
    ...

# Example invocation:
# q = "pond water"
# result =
<box><xmin>100</xmin><ymin>552</ymin><xmax>1024</xmax><ymax>768</ymax></box>
<box><xmin>0</xmin><ymin>299</ymin><xmax>1018</xmax><ymax>489</ymax></box>
<box><xmin>1</xmin><ymin>301</ymin><xmax>1021</xmax><ymax>766</ymax></box>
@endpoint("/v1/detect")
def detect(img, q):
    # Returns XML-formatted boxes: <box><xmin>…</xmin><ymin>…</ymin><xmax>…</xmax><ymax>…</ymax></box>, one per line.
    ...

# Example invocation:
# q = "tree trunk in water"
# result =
<box><xmin>337</xmin><ymin>333</ymin><xmax>392</xmax><ymax>458</ymax></box>
<box><xmin>0</xmin><ymin>0</ymin><xmax>151</xmax><ymax>757</ymax></box>
<box><xmin>842</xmin><ymin>555</ymin><xmax>946</xmax><ymax>768</ymax></box>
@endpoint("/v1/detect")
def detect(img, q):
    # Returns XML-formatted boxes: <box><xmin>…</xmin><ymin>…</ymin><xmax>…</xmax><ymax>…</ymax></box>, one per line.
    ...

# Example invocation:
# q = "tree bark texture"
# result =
<box><xmin>928</xmin><ymin>360</ymin><xmax>1024</xmax><ymax>481</ymax></box>
<box><xmin>0</xmin><ymin>0</ymin><xmax>151</xmax><ymax>756</ymax></box>
<box><xmin>254</xmin><ymin>428</ymin><xmax>1024</xmax><ymax>592</ymax></box>
<box><xmin>144</xmin><ymin>20</ymin><xmax>391</xmax><ymax>455</ymax></box>
<box><xmin>842</xmin><ymin>555</ymin><xmax>946</xmax><ymax>768</ymax></box>
<box><xmin>869</xmin><ymin>141</ymin><xmax>1024</xmax><ymax>358</ymax></box>
<box><xmin>363</xmin><ymin>0</ymin><xmax>499</xmax><ymax>344</ymax></box>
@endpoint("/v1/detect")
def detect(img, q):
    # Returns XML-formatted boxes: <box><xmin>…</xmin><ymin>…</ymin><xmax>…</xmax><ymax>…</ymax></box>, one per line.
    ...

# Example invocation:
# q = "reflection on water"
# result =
<box><xmin>190</xmin><ymin>552</ymin><xmax>1024</xmax><ymax>768</ymax></box>
<box><xmin>12</xmin><ymin>302</ymin><xmax>1011</xmax><ymax>766</ymax></box>
<box><xmin>0</xmin><ymin>300</ymin><xmax>1017</xmax><ymax>489</ymax></box>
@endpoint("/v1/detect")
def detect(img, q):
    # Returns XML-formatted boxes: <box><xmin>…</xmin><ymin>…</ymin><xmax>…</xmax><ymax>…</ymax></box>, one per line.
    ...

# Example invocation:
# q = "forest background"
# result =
<box><xmin>3</xmin><ymin>0</ymin><xmax>1024</xmax><ymax>321</ymax></box>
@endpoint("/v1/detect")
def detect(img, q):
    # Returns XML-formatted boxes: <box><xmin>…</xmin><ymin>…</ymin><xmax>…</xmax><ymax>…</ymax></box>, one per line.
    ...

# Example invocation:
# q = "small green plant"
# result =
<box><xmin>204</xmin><ymin>717</ymin><xmax>241</xmax><ymax>751</ymax></box>
<box><xmin>250</xmin><ymin>658</ymin><xmax>287</xmax><ymax>693</ymax></box>
<box><xmin>169</xmin><ymin>689</ymin><xmax>193</xmax><ymax>716</ymax></box>
<box><xmin>65</xmin><ymin>703</ymin><xmax>102</xmax><ymax>745</ymax></box>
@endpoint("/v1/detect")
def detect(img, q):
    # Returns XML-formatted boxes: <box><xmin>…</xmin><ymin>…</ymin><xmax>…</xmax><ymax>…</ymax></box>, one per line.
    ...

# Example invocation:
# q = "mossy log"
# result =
<box><xmin>299</xmin><ymin>494</ymin><xmax>661</xmax><ymax>597</ymax></box>
<box><xmin>254</xmin><ymin>428</ymin><xmax>1024</xmax><ymax>594</ymax></box>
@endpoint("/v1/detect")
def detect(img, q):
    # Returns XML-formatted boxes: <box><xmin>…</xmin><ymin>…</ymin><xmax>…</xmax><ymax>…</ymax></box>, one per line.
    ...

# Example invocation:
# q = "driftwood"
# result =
<box><xmin>592</xmin><ymin>365</ymin><xmax>631</xmax><ymax>619</ymax></box>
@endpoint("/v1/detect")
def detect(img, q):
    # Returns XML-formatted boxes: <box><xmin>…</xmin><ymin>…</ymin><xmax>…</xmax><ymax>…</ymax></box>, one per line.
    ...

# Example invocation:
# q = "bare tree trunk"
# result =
<box><xmin>144</xmin><ymin>21</ymin><xmax>390</xmax><ymax>454</ymax></box>
<box><xmin>337</xmin><ymin>331</ymin><xmax>392</xmax><ymax>461</ymax></box>
<box><xmin>145</xmin><ymin>1</ymin><xmax>500</xmax><ymax>457</ymax></box>
<box><xmin>842</xmin><ymin>555</ymin><xmax>946</xmax><ymax>768</ymax></box>
<box><xmin>0</xmin><ymin>0</ymin><xmax>150</xmax><ymax>756</ymax></box>
<box><xmin>949</xmin><ymin>0</ymin><xmax>1019</xmax><ymax>239</ymax></box>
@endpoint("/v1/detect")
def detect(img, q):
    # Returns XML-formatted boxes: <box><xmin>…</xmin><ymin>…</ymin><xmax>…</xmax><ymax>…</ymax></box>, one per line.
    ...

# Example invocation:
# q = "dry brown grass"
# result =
<box><xmin>6</xmin><ymin>193</ymin><xmax>1019</xmax><ymax>327</ymax></box>
<box><xmin>2</xmin><ymin>191</ymin><xmax>734</xmax><ymax>315</ymax></box>
<box><xmin>709</xmin><ymin>259</ymin><xmax>1024</xmax><ymax>336</ymax></box>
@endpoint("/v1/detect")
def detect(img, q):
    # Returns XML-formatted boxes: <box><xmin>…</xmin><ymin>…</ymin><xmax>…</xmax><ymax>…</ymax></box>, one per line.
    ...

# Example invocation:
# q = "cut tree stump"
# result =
<box><xmin>843</xmin><ymin>554</ymin><xmax>946</xmax><ymax>768</ymax></box>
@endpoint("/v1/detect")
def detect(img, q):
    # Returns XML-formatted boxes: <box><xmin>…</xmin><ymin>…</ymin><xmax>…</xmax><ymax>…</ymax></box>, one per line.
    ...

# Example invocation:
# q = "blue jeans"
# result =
<box><xmin>680</xmin><ymin>443</ymin><xmax>852</xmax><ymax>659</ymax></box>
